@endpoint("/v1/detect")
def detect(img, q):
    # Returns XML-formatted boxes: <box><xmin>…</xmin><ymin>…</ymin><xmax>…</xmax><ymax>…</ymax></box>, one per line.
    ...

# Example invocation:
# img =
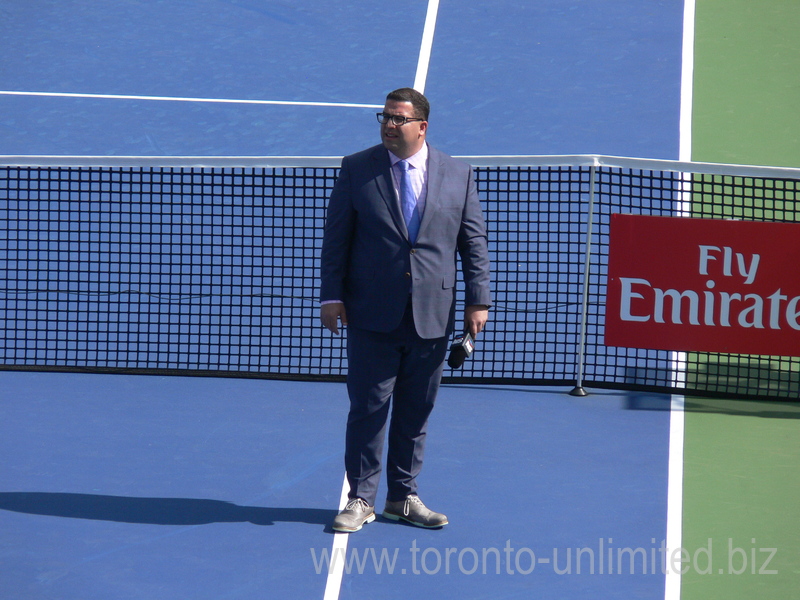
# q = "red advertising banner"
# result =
<box><xmin>605</xmin><ymin>213</ymin><xmax>800</xmax><ymax>356</ymax></box>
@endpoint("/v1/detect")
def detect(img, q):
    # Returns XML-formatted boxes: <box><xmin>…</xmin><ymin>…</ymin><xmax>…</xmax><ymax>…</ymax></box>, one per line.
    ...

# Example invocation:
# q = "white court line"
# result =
<box><xmin>322</xmin><ymin>474</ymin><xmax>351</xmax><ymax>600</ymax></box>
<box><xmin>413</xmin><ymin>0</ymin><xmax>440</xmax><ymax>94</ymax></box>
<box><xmin>664</xmin><ymin>394</ymin><xmax>686</xmax><ymax>600</ymax></box>
<box><xmin>665</xmin><ymin>2</ymin><xmax>696</xmax><ymax>597</ymax></box>
<box><xmin>679</xmin><ymin>0</ymin><xmax>696</xmax><ymax>163</ymax></box>
<box><xmin>0</xmin><ymin>90</ymin><xmax>382</xmax><ymax>109</ymax></box>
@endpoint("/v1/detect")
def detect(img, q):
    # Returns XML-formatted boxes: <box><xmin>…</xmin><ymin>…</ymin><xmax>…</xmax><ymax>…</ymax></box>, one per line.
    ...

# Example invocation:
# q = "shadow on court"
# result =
<box><xmin>683</xmin><ymin>397</ymin><xmax>800</xmax><ymax>420</ymax></box>
<box><xmin>0</xmin><ymin>492</ymin><xmax>336</xmax><ymax>528</ymax></box>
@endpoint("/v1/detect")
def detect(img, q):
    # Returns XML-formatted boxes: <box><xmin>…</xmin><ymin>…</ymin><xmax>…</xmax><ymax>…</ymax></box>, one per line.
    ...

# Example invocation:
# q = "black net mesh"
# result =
<box><xmin>1</xmin><ymin>160</ymin><xmax>798</xmax><ymax>399</ymax></box>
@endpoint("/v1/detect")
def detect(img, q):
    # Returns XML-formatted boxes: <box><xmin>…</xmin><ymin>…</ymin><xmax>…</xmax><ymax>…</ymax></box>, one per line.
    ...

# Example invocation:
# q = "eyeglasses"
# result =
<box><xmin>376</xmin><ymin>112</ymin><xmax>425</xmax><ymax>126</ymax></box>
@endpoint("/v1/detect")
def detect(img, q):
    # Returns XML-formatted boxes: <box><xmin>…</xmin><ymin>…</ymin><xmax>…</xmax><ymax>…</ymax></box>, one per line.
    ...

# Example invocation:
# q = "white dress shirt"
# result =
<box><xmin>389</xmin><ymin>143</ymin><xmax>429</xmax><ymax>221</ymax></box>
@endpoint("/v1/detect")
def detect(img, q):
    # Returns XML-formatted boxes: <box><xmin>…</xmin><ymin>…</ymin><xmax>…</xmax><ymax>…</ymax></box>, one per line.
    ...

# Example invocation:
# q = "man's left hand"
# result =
<box><xmin>464</xmin><ymin>305</ymin><xmax>489</xmax><ymax>338</ymax></box>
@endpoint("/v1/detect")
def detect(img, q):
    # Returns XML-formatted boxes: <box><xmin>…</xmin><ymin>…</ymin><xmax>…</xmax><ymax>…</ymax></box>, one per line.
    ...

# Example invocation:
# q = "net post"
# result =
<box><xmin>570</xmin><ymin>162</ymin><xmax>598</xmax><ymax>397</ymax></box>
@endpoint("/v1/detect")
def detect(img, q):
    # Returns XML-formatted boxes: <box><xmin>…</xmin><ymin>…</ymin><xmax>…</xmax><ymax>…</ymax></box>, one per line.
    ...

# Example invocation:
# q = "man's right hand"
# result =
<box><xmin>320</xmin><ymin>302</ymin><xmax>348</xmax><ymax>335</ymax></box>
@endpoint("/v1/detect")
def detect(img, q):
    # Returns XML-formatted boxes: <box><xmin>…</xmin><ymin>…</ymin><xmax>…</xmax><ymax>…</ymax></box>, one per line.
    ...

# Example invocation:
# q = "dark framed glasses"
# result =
<box><xmin>376</xmin><ymin>112</ymin><xmax>425</xmax><ymax>126</ymax></box>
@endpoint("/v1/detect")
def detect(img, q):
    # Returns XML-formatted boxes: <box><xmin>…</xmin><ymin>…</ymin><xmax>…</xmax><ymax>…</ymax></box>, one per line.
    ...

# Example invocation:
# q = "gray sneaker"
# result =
<box><xmin>332</xmin><ymin>498</ymin><xmax>375</xmax><ymax>532</ymax></box>
<box><xmin>383</xmin><ymin>495</ymin><xmax>448</xmax><ymax>528</ymax></box>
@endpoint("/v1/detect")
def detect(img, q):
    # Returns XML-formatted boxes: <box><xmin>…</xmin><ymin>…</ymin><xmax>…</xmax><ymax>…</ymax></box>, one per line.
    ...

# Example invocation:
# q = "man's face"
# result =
<box><xmin>380</xmin><ymin>99</ymin><xmax>427</xmax><ymax>159</ymax></box>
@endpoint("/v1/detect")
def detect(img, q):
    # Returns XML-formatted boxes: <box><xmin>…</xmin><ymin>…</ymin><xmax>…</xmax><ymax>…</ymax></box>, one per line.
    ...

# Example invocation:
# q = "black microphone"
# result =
<box><xmin>447</xmin><ymin>331</ymin><xmax>475</xmax><ymax>369</ymax></box>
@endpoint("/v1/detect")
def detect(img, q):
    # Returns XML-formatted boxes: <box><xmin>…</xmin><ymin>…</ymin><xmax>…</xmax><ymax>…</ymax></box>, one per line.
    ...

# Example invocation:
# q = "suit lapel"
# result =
<box><xmin>417</xmin><ymin>145</ymin><xmax>444</xmax><ymax>243</ymax></box>
<box><xmin>371</xmin><ymin>146</ymin><xmax>408</xmax><ymax>238</ymax></box>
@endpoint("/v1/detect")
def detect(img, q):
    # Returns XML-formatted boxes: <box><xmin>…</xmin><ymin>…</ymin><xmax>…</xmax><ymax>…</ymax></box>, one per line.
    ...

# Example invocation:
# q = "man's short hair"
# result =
<box><xmin>386</xmin><ymin>88</ymin><xmax>430</xmax><ymax>121</ymax></box>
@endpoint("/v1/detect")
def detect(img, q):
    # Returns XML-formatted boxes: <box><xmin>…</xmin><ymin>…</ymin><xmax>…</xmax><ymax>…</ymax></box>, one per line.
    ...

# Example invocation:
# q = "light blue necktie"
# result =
<box><xmin>398</xmin><ymin>160</ymin><xmax>421</xmax><ymax>244</ymax></box>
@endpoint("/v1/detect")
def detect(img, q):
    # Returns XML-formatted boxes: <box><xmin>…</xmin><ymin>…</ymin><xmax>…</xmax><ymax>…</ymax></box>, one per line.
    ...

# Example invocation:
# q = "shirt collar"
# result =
<box><xmin>388</xmin><ymin>143</ymin><xmax>428</xmax><ymax>171</ymax></box>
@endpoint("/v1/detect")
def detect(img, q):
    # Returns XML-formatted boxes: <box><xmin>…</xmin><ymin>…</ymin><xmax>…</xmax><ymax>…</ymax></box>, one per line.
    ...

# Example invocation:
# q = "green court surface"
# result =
<box><xmin>681</xmin><ymin>399</ymin><xmax>800</xmax><ymax>598</ymax></box>
<box><xmin>692</xmin><ymin>0</ymin><xmax>800</xmax><ymax>168</ymax></box>
<box><xmin>683</xmin><ymin>1</ymin><xmax>800</xmax><ymax>598</ymax></box>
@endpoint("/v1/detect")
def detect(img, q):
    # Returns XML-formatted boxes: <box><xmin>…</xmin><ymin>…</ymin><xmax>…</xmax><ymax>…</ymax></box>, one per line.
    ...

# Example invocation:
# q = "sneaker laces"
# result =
<box><xmin>345</xmin><ymin>497</ymin><xmax>370</xmax><ymax>512</ymax></box>
<box><xmin>404</xmin><ymin>495</ymin><xmax>424</xmax><ymax>516</ymax></box>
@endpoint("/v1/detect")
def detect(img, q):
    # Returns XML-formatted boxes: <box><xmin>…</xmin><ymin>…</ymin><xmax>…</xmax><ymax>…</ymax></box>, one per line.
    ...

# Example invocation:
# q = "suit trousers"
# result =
<box><xmin>344</xmin><ymin>300</ymin><xmax>449</xmax><ymax>506</ymax></box>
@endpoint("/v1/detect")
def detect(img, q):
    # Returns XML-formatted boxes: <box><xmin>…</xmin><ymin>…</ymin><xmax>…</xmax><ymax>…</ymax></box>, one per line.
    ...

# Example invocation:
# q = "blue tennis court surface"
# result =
<box><xmin>1</xmin><ymin>0</ymin><xmax>685</xmax><ymax>597</ymax></box>
<box><xmin>0</xmin><ymin>372</ymin><xmax>670</xmax><ymax>599</ymax></box>
<box><xmin>0</xmin><ymin>373</ymin><xmax>346</xmax><ymax>598</ymax></box>
<box><xmin>0</xmin><ymin>0</ymin><xmax>683</xmax><ymax>158</ymax></box>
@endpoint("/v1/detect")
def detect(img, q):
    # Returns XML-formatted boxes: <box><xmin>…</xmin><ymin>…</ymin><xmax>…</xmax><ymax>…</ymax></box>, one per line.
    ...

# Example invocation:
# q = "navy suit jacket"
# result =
<box><xmin>320</xmin><ymin>143</ymin><xmax>491</xmax><ymax>339</ymax></box>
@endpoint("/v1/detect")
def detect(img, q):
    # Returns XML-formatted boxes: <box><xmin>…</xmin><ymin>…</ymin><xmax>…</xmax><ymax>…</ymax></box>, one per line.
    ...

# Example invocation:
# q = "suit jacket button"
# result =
<box><xmin>405</xmin><ymin>272</ymin><xmax>411</xmax><ymax>277</ymax></box>
<box><xmin>410</xmin><ymin>249</ymin><xmax>416</xmax><ymax>254</ymax></box>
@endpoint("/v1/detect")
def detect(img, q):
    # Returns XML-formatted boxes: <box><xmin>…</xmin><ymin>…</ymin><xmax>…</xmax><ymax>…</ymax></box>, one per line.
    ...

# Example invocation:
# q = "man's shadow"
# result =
<box><xmin>0</xmin><ymin>492</ymin><xmax>338</xmax><ymax>532</ymax></box>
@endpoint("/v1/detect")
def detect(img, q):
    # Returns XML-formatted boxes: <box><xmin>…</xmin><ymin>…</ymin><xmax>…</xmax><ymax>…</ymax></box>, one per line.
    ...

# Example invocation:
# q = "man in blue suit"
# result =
<box><xmin>320</xmin><ymin>88</ymin><xmax>491</xmax><ymax>532</ymax></box>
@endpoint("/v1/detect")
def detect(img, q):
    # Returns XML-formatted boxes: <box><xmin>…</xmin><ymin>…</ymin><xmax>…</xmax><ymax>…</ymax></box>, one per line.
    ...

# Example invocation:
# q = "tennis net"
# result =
<box><xmin>1</xmin><ymin>155</ymin><xmax>799</xmax><ymax>399</ymax></box>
